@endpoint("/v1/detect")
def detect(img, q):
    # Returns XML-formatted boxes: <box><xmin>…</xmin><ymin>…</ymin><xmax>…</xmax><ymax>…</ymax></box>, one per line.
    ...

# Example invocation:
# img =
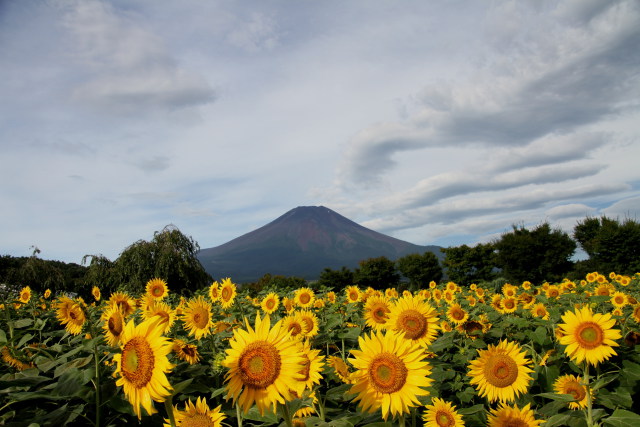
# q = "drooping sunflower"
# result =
<box><xmin>218</xmin><ymin>277</ymin><xmax>237</xmax><ymax>309</ymax></box>
<box><xmin>145</xmin><ymin>278</ymin><xmax>169</xmax><ymax>300</ymax></box>
<box><xmin>296</xmin><ymin>340</ymin><xmax>324</xmax><ymax>392</ymax></box>
<box><xmin>164</xmin><ymin>397</ymin><xmax>225</xmax><ymax>427</ymax></box>
<box><xmin>222</xmin><ymin>313</ymin><xmax>306</xmax><ymax>415</ymax></box>
<box><xmin>172</xmin><ymin>339</ymin><xmax>201</xmax><ymax>365</ymax></box>
<box><xmin>364</xmin><ymin>295</ymin><xmax>392</xmax><ymax>330</ymax></box>
<box><xmin>422</xmin><ymin>397</ymin><xmax>465</xmax><ymax>427</ymax></box>
<box><xmin>209</xmin><ymin>281</ymin><xmax>220</xmax><ymax>302</ymax></box>
<box><xmin>557</xmin><ymin>306</ymin><xmax>621</xmax><ymax>366</ymax></box>
<box><xmin>143</xmin><ymin>300</ymin><xmax>176</xmax><ymax>334</ymax></box>
<box><xmin>348</xmin><ymin>330</ymin><xmax>432</xmax><ymax>421</ymax></box>
<box><xmin>91</xmin><ymin>286</ymin><xmax>101</xmax><ymax>302</ymax></box>
<box><xmin>446</xmin><ymin>304</ymin><xmax>468</xmax><ymax>325</ymax></box>
<box><xmin>56</xmin><ymin>296</ymin><xmax>86</xmax><ymax>335</ymax></box>
<box><xmin>327</xmin><ymin>355</ymin><xmax>352</xmax><ymax>384</ymax></box>
<box><xmin>298</xmin><ymin>310</ymin><xmax>320</xmax><ymax>338</ymax></box>
<box><xmin>386</xmin><ymin>295</ymin><xmax>440</xmax><ymax>348</ymax></box>
<box><xmin>345</xmin><ymin>286</ymin><xmax>362</xmax><ymax>303</ymax></box>
<box><xmin>486</xmin><ymin>403</ymin><xmax>541</xmax><ymax>427</ymax></box>
<box><xmin>294</xmin><ymin>287</ymin><xmax>315</xmax><ymax>309</ymax></box>
<box><xmin>467</xmin><ymin>340</ymin><xmax>533</xmax><ymax>403</ymax></box>
<box><xmin>181</xmin><ymin>296</ymin><xmax>214</xmax><ymax>340</ymax></box>
<box><xmin>102</xmin><ymin>304</ymin><xmax>126</xmax><ymax>346</ymax></box>
<box><xmin>113</xmin><ymin>317</ymin><xmax>173</xmax><ymax>419</ymax></box>
<box><xmin>260</xmin><ymin>292</ymin><xmax>280</xmax><ymax>314</ymax></box>
<box><xmin>553</xmin><ymin>374</ymin><xmax>590</xmax><ymax>410</ymax></box>
<box><xmin>18</xmin><ymin>286</ymin><xmax>31</xmax><ymax>304</ymax></box>
<box><xmin>108</xmin><ymin>292</ymin><xmax>137</xmax><ymax>318</ymax></box>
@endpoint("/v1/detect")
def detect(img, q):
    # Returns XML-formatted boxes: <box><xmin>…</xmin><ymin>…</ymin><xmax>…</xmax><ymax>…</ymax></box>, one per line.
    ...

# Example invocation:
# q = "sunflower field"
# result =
<box><xmin>2</xmin><ymin>273</ymin><xmax>640</xmax><ymax>426</ymax></box>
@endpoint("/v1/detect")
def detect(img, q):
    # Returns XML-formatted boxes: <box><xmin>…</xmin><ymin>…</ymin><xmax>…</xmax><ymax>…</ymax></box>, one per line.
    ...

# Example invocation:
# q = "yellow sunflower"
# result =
<box><xmin>56</xmin><ymin>296</ymin><xmax>86</xmax><ymax>335</ymax></box>
<box><xmin>632</xmin><ymin>305</ymin><xmax>640</xmax><ymax>323</ymax></box>
<box><xmin>423</xmin><ymin>397</ymin><xmax>465</xmax><ymax>427</ymax></box>
<box><xmin>181</xmin><ymin>296</ymin><xmax>214</xmax><ymax>340</ymax></box>
<box><xmin>386</xmin><ymin>295</ymin><xmax>440</xmax><ymax>348</ymax></box>
<box><xmin>101</xmin><ymin>304</ymin><xmax>126</xmax><ymax>346</ymax></box>
<box><xmin>222</xmin><ymin>313</ymin><xmax>306</xmax><ymax>415</ymax></box>
<box><xmin>113</xmin><ymin>317</ymin><xmax>173</xmax><ymax>419</ymax></box>
<box><xmin>345</xmin><ymin>286</ymin><xmax>362</xmax><ymax>303</ymax></box>
<box><xmin>296</xmin><ymin>340</ymin><xmax>324</xmax><ymax>391</ymax></box>
<box><xmin>446</xmin><ymin>304</ymin><xmax>469</xmax><ymax>325</ymax></box>
<box><xmin>143</xmin><ymin>300</ymin><xmax>176</xmax><ymax>335</ymax></box>
<box><xmin>218</xmin><ymin>277</ymin><xmax>237</xmax><ymax>309</ymax></box>
<box><xmin>499</xmin><ymin>297</ymin><xmax>518</xmax><ymax>314</ymax></box>
<box><xmin>298</xmin><ymin>310</ymin><xmax>320</xmax><ymax>338</ymax></box>
<box><xmin>18</xmin><ymin>286</ymin><xmax>31</xmax><ymax>304</ymax></box>
<box><xmin>364</xmin><ymin>295</ymin><xmax>392</xmax><ymax>331</ymax></box>
<box><xmin>487</xmin><ymin>403</ymin><xmax>541</xmax><ymax>427</ymax></box>
<box><xmin>282</xmin><ymin>312</ymin><xmax>307</xmax><ymax>341</ymax></box>
<box><xmin>165</xmin><ymin>397</ymin><xmax>225</xmax><ymax>427</ymax></box>
<box><xmin>145</xmin><ymin>278</ymin><xmax>169</xmax><ymax>300</ymax></box>
<box><xmin>294</xmin><ymin>287</ymin><xmax>315</xmax><ymax>308</ymax></box>
<box><xmin>327</xmin><ymin>355</ymin><xmax>352</xmax><ymax>384</ymax></box>
<box><xmin>385</xmin><ymin>288</ymin><xmax>399</xmax><ymax>299</ymax></box>
<box><xmin>557</xmin><ymin>306</ymin><xmax>621</xmax><ymax>366</ymax></box>
<box><xmin>108</xmin><ymin>292</ymin><xmax>137</xmax><ymax>318</ymax></box>
<box><xmin>260</xmin><ymin>292</ymin><xmax>280</xmax><ymax>314</ymax></box>
<box><xmin>530</xmin><ymin>303</ymin><xmax>549</xmax><ymax>320</ymax></box>
<box><xmin>553</xmin><ymin>374</ymin><xmax>590</xmax><ymax>410</ymax></box>
<box><xmin>467</xmin><ymin>340</ymin><xmax>533</xmax><ymax>403</ymax></box>
<box><xmin>326</xmin><ymin>291</ymin><xmax>337</xmax><ymax>303</ymax></box>
<box><xmin>348</xmin><ymin>330</ymin><xmax>432</xmax><ymax>421</ymax></box>
<box><xmin>172</xmin><ymin>339</ymin><xmax>201</xmax><ymax>365</ymax></box>
<box><xmin>610</xmin><ymin>291</ymin><xmax>628</xmax><ymax>308</ymax></box>
<box><xmin>89</xmin><ymin>286</ymin><xmax>100</xmax><ymax>302</ymax></box>
<box><xmin>209</xmin><ymin>281</ymin><xmax>220</xmax><ymax>302</ymax></box>
<box><xmin>44</xmin><ymin>288</ymin><xmax>52</xmax><ymax>299</ymax></box>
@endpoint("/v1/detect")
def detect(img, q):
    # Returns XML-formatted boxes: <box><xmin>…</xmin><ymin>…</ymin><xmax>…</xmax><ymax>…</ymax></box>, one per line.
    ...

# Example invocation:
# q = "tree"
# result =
<box><xmin>316</xmin><ymin>266</ymin><xmax>354</xmax><ymax>290</ymax></box>
<box><xmin>493</xmin><ymin>222</ymin><xmax>576</xmax><ymax>284</ymax></box>
<box><xmin>441</xmin><ymin>243</ymin><xmax>496</xmax><ymax>286</ymax></box>
<box><xmin>111</xmin><ymin>225</ymin><xmax>211</xmax><ymax>295</ymax></box>
<box><xmin>396</xmin><ymin>252</ymin><xmax>442</xmax><ymax>290</ymax></box>
<box><xmin>573</xmin><ymin>216</ymin><xmax>640</xmax><ymax>275</ymax></box>
<box><xmin>354</xmin><ymin>256</ymin><xmax>400</xmax><ymax>290</ymax></box>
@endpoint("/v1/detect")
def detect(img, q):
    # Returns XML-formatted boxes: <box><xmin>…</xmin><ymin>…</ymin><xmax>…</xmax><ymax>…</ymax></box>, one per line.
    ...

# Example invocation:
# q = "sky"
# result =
<box><xmin>1</xmin><ymin>0</ymin><xmax>639</xmax><ymax>265</ymax></box>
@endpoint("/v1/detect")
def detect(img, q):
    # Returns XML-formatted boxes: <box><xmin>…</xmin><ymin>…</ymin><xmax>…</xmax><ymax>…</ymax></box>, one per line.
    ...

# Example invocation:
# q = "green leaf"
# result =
<box><xmin>13</xmin><ymin>318</ymin><xmax>33</xmax><ymax>328</ymax></box>
<box><xmin>17</xmin><ymin>332</ymin><xmax>34</xmax><ymax>348</ymax></box>
<box><xmin>171</xmin><ymin>378</ymin><xmax>193</xmax><ymax>396</ymax></box>
<box><xmin>603</xmin><ymin>409</ymin><xmax>640</xmax><ymax>427</ymax></box>
<box><xmin>536</xmin><ymin>392</ymin><xmax>577</xmax><ymax>402</ymax></box>
<box><xmin>621</xmin><ymin>360</ymin><xmax>640</xmax><ymax>381</ymax></box>
<box><xmin>241</xmin><ymin>406</ymin><xmax>279</xmax><ymax>424</ymax></box>
<box><xmin>532</xmin><ymin>325</ymin><xmax>548</xmax><ymax>345</ymax></box>
<box><xmin>338</xmin><ymin>327</ymin><xmax>361</xmax><ymax>340</ymax></box>
<box><xmin>458</xmin><ymin>404</ymin><xmax>485</xmax><ymax>415</ymax></box>
<box><xmin>598</xmin><ymin>389</ymin><xmax>633</xmax><ymax>409</ymax></box>
<box><xmin>54</xmin><ymin>355</ymin><xmax>93</xmax><ymax>377</ymax></box>
<box><xmin>544</xmin><ymin>413</ymin><xmax>574</xmax><ymax>427</ymax></box>
<box><xmin>0</xmin><ymin>329</ymin><xmax>7</xmax><ymax>344</ymax></box>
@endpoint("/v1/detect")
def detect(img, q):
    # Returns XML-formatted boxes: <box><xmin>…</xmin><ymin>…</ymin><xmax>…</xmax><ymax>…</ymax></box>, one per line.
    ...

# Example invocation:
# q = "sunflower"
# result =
<box><xmin>296</xmin><ymin>340</ymin><xmax>324</xmax><ymax>391</ymax></box>
<box><xmin>298</xmin><ymin>310</ymin><xmax>320</xmax><ymax>338</ymax></box>
<box><xmin>594</xmin><ymin>283</ymin><xmax>612</xmax><ymax>296</ymax></box>
<box><xmin>294</xmin><ymin>287</ymin><xmax>315</xmax><ymax>309</ymax></box>
<box><xmin>610</xmin><ymin>291</ymin><xmax>628</xmax><ymax>308</ymax></box>
<box><xmin>218</xmin><ymin>277</ymin><xmax>237</xmax><ymax>309</ymax></box>
<box><xmin>164</xmin><ymin>397</ymin><xmax>225</xmax><ymax>427</ymax></box>
<box><xmin>44</xmin><ymin>288</ymin><xmax>51</xmax><ymax>299</ymax></box>
<box><xmin>386</xmin><ymin>295</ymin><xmax>439</xmax><ymax>348</ymax></box>
<box><xmin>222</xmin><ymin>313</ymin><xmax>306</xmax><ymax>415</ymax></box>
<box><xmin>502</xmin><ymin>284</ymin><xmax>517</xmax><ymax>298</ymax></box>
<box><xmin>499</xmin><ymin>297</ymin><xmax>518</xmax><ymax>314</ymax></box>
<box><xmin>545</xmin><ymin>285</ymin><xmax>561</xmax><ymax>299</ymax></box>
<box><xmin>282</xmin><ymin>312</ymin><xmax>307</xmax><ymax>340</ymax></box>
<box><xmin>327</xmin><ymin>355</ymin><xmax>352</xmax><ymax>384</ymax></box>
<box><xmin>385</xmin><ymin>288</ymin><xmax>399</xmax><ymax>299</ymax></box>
<box><xmin>364</xmin><ymin>295</ymin><xmax>392</xmax><ymax>330</ymax></box>
<box><xmin>113</xmin><ymin>317</ymin><xmax>173</xmax><ymax>419</ymax></box>
<box><xmin>557</xmin><ymin>306</ymin><xmax>621</xmax><ymax>366</ymax></box>
<box><xmin>143</xmin><ymin>300</ymin><xmax>176</xmax><ymax>334</ymax></box>
<box><xmin>456</xmin><ymin>319</ymin><xmax>490</xmax><ymax>339</ymax></box>
<box><xmin>326</xmin><ymin>291</ymin><xmax>337</xmax><ymax>303</ymax></box>
<box><xmin>56</xmin><ymin>296</ymin><xmax>86</xmax><ymax>335</ymax></box>
<box><xmin>423</xmin><ymin>397</ymin><xmax>465</xmax><ymax>427</ymax></box>
<box><xmin>108</xmin><ymin>292</ymin><xmax>137</xmax><ymax>318</ymax></box>
<box><xmin>530</xmin><ymin>303</ymin><xmax>549</xmax><ymax>320</ymax></box>
<box><xmin>486</xmin><ymin>403</ymin><xmax>541</xmax><ymax>427</ymax></box>
<box><xmin>467</xmin><ymin>340</ymin><xmax>533</xmax><ymax>403</ymax></box>
<box><xmin>260</xmin><ymin>292</ymin><xmax>280</xmax><ymax>314</ymax></box>
<box><xmin>181</xmin><ymin>296</ymin><xmax>214</xmax><ymax>340</ymax></box>
<box><xmin>632</xmin><ymin>305</ymin><xmax>640</xmax><ymax>323</ymax></box>
<box><xmin>146</xmin><ymin>278</ymin><xmax>169</xmax><ymax>300</ymax></box>
<box><xmin>172</xmin><ymin>339</ymin><xmax>201</xmax><ymax>364</ymax></box>
<box><xmin>209</xmin><ymin>281</ymin><xmax>220</xmax><ymax>302</ymax></box>
<box><xmin>102</xmin><ymin>304</ymin><xmax>126</xmax><ymax>346</ymax></box>
<box><xmin>348</xmin><ymin>330</ymin><xmax>432</xmax><ymax>420</ymax></box>
<box><xmin>91</xmin><ymin>286</ymin><xmax>101</xmax><ymax>301</ymax></box>
<box><xmin>446</xmin><ymin>304</ymin><xmax>468</xmax><ymax>325</ymax></box>
<box><xmin>553</xmin><ymin>374</ymin><xmax>590</xmax><ymax>410</ymax></box>
<box><xmin>18</xmin><ymin>286</ymin><xmax>31</xmax><ymax>304</ymax></box>
<box><xmin>345</xmin><ymin>286</ymin><xmax>362</xmax><ymax>303</ymax></box>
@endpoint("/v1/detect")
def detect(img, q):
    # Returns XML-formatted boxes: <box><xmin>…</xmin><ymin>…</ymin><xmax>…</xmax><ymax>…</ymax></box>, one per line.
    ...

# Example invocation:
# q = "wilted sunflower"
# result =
<box><xmin>446</xmin><ymin>304</ymin><xmax>468</xmax><ymax>325</ymax></box>
<box><xmin>113</xmin><ymin>317</ymin><xmax>173</xmax><ymax>419</ymax></box>
<box><xmin>423</xmin><ymin>397</ymin><xmax>465</xmax><ymax>427</ymax></box>
<box><xmin>222</xmin><ymin>313</ymin><xmax>306</xmax><ymax>415</ymax></box>
<box><xmin>91</xmin><ymin>286</ymin><xmax>101</xmax><ymax>301</ymax></box>
<box><xmin>296</xmin><ymin>340</ymin><xmax>324</xmax><ymax>391</ymax></box>
<box><xmin>386</xmin><ymin>295</ymin><xmax>439</xmax><ymax>348</ymax></box>
<box><xmin>557</xmin><ymin>306</ymin><xmax>621</xmax><ymax>366</ymax></box>
<box><xmin>181</xmin><ymin>296</ymin><xmax>214</xmax><ymax>340</ymax></box>
<box><xmin>294</xmin><ymin>287</ymin><xmax>315</xmax><ymax>308</ymax></box>
<box><xmin>348</xmin><ymin>330</ymin><xmax>432</xmax><ymax>421</ymax></box>
<box><xmin>364</xmin><ymin>295</ymin><xmax>392</xmax><ymax>331</ymax></box>
<box><xmin>218</xmin><ymin>277</ymin><xmax>237</xmax><ymax>309</ymax></box>
<box><xmin>102</xmin><ymin>304</ymin><xmax>125</xmax><ymax>346</ymax></box>
<box><xmin>345</xmin><ymin>286</ymin><xmax>362</xmax><ymax>303</ymax></box>
<box><xmin>467</xmin><ymin>340</ymin><xmax>533</xmax><ymax>403</ymax></box>
<box><xmin>56</xmin><ymin>296</ymin><xmax>86</xmax><ymax>335</ymax></box>
<box><xmin>108</xmin><ymin>292</ymin><xmax>137</xmax><ymax>318</ymax></box>
<box><xmin>260</xmin><ymin>292</ymin><xmax>280</xmax><ymax>314</ymax></box>
<box><xmin>143</xmin><ymin>300</ymin><xmax>176</xmax><ymax>334</ymax></box>
<box><xmin>145</xmin><ymin>278</ymin><xmax>169</xmax><ymax>300</ymax></box>
<box><xmin>487</xmin><ymin>403</ymin><xmax>541</xmax><ymax>427</ymax></box>
<box><xmin>553</xmin><ymin>374</ymin><xmax>590</xmax><ymax>410</ymax></box>
<box><xmin>18</xmin><ymin>286</ymin><xmax>31</xmax><ymax>304</ymax></box>
<box><xmin>164</xmin><ymin>397</ymin><xmax>225</xmax><ymax>427</ymax></box>
<box><xmin>172</xmin><ymin>339</ymin><xmax>201</xmax><ymax>364</ymax></box>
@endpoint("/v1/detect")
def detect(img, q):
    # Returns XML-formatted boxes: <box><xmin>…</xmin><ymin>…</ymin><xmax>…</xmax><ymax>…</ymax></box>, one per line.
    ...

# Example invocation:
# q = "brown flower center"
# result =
<box><xmin>368</xmin><ymin>352</ymin><xmax>408</xmax><ymax>394</ymax></box>
<box><xmin>108</xmin><ymin>313</ymin><xmax>123</xmax><ymax>336</ymax></box>
<box><xmin>563</xmin><ymin>380</ymin><xmax>586</xmax><ymax>401</ymax></box>
<box><xmin>298</xmin><ymin>293</ymin><xmax>311</xmax><ymax>305</ymax></box>
<box><xmin>436</xmin><ymin>410</ymin><xmax>455</xmax><ymax>427</ymax></box>
<box><xmin>575</xmin><ymin>322</ymin><xmax>604</xmax><ymax>349</ymax></box>
<box><xmin>238</xmin><ymin>340</ymin><xmax>281</xmax><ymax>389</ymax></box>
<box><xmin>397</xmin><ymin>309</ymin><xmax>428</xmax><ymax>340</ymax></box>
<box><xmin>121</xmin><ymin>336</ymin><xmax>155</xmax><ymax>389</ymax></box>
<box><xmin>181</xmin><ymin>413</ymin><xmax>215</xmax><ymax>427</ymax></box>
<box><xmin>483</xmin><ymin>353</ymin><xmax>519</xmax><ymax>388</ymax></box>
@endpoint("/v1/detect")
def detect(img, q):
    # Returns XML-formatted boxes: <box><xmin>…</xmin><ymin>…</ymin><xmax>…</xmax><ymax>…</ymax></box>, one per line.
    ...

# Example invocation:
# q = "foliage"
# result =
<box><xmin>396</xmin><ymin>251</ymin><xmax>443</xmax><ymax>290</ymax></box>
<box><xmin>494</xmin><ymin>222</ymin><xmax>576</xmax><ymax>284</ymax></box>
<box><xmin>353</xmin><ymin>256</ymin><xmax>400</xmax><ymax>290</ymax></box>
<box><xmin>441</xmin><ymin>243</ymin><xmax>496</xmax><ymax>286</ymax></box>
<box><xmin>244</xmin><ymin>273</ymin><xmax>307</xmax><ymax>294</ymax></box>
<box><xmin>316</xmin><ymin>266</ymin><xmax>355</xmax><ymax>290</ymax></box>
<box><xmin>574</xmin><ymin>216</ymin><xmax>640</xmax><ymax>275</ymax></box>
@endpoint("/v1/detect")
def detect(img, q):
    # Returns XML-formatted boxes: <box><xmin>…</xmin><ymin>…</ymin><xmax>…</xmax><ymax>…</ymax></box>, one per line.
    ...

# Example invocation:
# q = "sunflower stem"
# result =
<box><xmin>235</xmin><ymin>402</ymin><xmax>243</xmax><ymax>427</ymax></box>
<box><xmin>93</xmin><ymin>341</ymin><xmax>101</xmax><ymax>427</ymax></box>
<box><xmin>583</xmin><ymin>363</ymin><xmax>594</xmax><ymax>427</ymax></box>
<box><xmin>280</xmin><ymin>402</ymin><xmax>293</xmax><ymax>427</ymax></box>
<box><xmin>164</xmin><ymin>397</ymin><xmax>176</xmax><ymax>427</ymax></box>
<box><xmin>398</xmin><ymin>414</ymin><xmax>406</xmax><ymax>427</ymax></box>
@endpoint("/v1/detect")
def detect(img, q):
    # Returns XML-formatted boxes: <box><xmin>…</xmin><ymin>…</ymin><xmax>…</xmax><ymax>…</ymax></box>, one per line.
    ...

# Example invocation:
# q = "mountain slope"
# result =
<box><xmin>197</xmin><ymin>206</ymin><xmax>441</xmax><ymax>282</ymax></box>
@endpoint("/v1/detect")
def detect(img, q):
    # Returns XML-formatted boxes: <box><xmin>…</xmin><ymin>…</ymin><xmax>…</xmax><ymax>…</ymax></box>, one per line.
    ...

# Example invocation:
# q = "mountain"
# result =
<box><xmin>197</xmin><ymin>206</ymin><xmax>442</xmax><ymax>283</ymax></box>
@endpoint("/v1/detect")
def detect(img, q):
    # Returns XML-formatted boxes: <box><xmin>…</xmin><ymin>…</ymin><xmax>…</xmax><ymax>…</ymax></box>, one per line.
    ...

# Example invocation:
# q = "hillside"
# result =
<box><xmin>197</xmin><ymin>206</ymin><xmax>441</xmax><ymax>283</ymax></box>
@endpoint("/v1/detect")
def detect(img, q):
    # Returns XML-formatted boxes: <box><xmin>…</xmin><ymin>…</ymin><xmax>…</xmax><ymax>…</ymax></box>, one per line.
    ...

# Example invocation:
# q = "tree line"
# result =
<box><xmin>1</xmin><ymin>216</ymin><xmax>639</xmax><ymax>298</ymax></box>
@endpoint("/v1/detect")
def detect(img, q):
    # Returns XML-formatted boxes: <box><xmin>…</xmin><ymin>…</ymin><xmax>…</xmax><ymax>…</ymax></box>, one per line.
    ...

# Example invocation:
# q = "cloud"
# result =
<box><xmin>602</xmin><ymin>196</ymin><xmax>640</xmax><ymax>219</ymax></box>
<box><xmin>226</xmin><ymin>11</ymin><xmax>281</xmax><ymax>52</ymax></box>
<box><xmin>545</xmin><ymin>204</ymin><xmax>597</xmax><ymax>219</ymax></box>
<box><xmin>133</xmin><ymin>155</ymin><xmax>171</xmax><ymax>173</ymax></box>
<box><xmin>60</xmin><ymin>0</ymin><xmax>215</xmax><ymax>114</ymax></box>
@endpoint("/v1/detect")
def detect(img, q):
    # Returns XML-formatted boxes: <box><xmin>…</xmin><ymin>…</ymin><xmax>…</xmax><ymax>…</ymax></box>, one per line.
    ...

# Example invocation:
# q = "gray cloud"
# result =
<box><xmin>133</xmin><ymin>155</ymin><xmax>171</xmax><ymax>173</ymax></box>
